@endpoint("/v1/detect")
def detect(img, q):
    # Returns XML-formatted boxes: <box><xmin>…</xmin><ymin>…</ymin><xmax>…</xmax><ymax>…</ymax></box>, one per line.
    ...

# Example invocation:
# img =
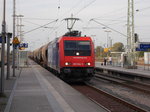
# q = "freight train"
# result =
<box><xmin>31</xmin><ymin>31</ymin><xmax>95</xmax><ymax>82</ymax></box>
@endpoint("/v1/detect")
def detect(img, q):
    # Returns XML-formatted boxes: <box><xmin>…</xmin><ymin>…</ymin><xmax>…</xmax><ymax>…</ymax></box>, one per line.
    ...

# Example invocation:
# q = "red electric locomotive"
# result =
<box><xmin>47</xmin><ymin>31</ymin><xmax>95</xmax><ymax>82</ymax></box>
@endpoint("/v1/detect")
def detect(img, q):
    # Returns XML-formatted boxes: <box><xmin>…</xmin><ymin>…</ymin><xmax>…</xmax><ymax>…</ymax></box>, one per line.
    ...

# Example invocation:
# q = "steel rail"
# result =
<box><xmin>86</xmin><ymin>83</ymin><xmax>148</xmax><ymax>112</ymax></box>
<box><xmin>95</xmin><ymin>72</ymin><xmax>150</xmax><ymax>94</ymax></box>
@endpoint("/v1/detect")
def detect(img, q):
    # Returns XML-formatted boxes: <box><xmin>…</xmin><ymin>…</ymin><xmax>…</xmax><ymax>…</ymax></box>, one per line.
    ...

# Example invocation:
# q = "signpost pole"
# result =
<box><xmin>6</xmin><ymin>33</ymin><xmax>12</xmax><ymax>80</ymax></box>
<box><xmin>12</xmin><ymin>0</ymin><xmax>16</xmax><ymax>77</ymax></box>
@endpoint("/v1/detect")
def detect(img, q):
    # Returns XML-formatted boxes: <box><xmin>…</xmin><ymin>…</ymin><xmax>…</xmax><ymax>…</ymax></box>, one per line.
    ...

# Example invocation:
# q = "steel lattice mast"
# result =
<box><xmin>127</xmin><ymin>0</ymin><xmax>135</xmax><ymax>66</ymax></box>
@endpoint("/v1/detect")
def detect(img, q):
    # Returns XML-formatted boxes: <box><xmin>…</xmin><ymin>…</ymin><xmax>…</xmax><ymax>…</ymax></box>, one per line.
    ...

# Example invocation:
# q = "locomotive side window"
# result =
<box><xmin>64</xmin><ymin>40</ymin><xmax>91</xmax><ymax>56</ymax></box>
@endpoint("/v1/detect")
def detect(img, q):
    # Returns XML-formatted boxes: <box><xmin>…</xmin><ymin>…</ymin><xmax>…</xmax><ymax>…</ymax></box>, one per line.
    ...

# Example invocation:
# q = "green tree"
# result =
<box><xmin>137</xmin><ymin>51</ymin><xmax>144</xmax><ymax>57</ymax></box>
<box><xmin>95</xmin><ymin>46</ymin><xmax>104</xmax><ymax>57</ymax></box>
<box><xmin>111</xmin><ymin>42</ymin><xmax>124</xmax><ymax>52</ymax></box>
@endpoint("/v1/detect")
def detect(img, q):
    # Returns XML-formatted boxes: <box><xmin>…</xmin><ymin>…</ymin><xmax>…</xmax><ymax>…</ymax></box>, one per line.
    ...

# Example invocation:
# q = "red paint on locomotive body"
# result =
<box><xmin>32</xmin><ymin>33</ymin><xmax>95</xmax><ymax>82</ymax></box>
<box><xmin>58</xmin><ymin>36</ymin><xmax>95</xmax><ymax>69</ymax></box>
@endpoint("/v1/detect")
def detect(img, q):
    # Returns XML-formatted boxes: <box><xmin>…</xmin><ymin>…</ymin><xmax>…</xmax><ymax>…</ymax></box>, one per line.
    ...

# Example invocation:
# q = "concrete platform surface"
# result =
<box><xmin>0</xmin><ymin>68</ymin><xmax>20</xmax><ymax>112</ymax></box>
<box><xmin>4</xmin><ymin>61</ymin><xmax>107</xmax><ymax>112</ymax></box>
<box><xmin>96</xmin><ymin>62</ymin><xmax>150</xmax><ymax>78</ymax></box>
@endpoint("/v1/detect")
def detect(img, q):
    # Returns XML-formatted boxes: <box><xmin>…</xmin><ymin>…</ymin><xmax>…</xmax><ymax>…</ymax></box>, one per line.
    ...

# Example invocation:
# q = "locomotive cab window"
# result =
<box><xmin>64</xmin><ymin>40</ymin><xmax>91</xmax><ymax>56</ymax></box>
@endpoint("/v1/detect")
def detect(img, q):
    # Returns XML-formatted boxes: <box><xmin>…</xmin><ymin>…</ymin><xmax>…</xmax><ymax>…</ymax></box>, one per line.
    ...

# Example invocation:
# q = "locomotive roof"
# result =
<box><xmin>56</xmin><ymin>36</ymin><xmax>92</xmax><ymax>44</ymax></box>
<box><xmin>63</xmin><ymin>30</ymin><xmax>81</xmax><ymax>37</ymax></box>
<box><xmin>58</xmin><ymin>36</ymin><xmax>92</xmax><ymax>41</ymax></box>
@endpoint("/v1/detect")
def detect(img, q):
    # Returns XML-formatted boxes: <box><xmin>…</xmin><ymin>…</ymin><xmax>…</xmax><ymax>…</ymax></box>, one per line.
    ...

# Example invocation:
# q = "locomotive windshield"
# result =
<box><xmin>64</xmin><ymin>40</ymin><xmax>91</xmax><ymax>56</ymax></box>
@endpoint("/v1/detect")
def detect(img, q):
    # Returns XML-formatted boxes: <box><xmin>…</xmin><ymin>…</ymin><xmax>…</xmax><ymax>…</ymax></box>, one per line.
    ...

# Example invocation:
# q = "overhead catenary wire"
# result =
<box><xmin>90</xmin><ymin>19</ymin><xmax>127</xmax><ymax>38</ymax></box>
<box><xmin>58</xmin><ymin>0</ymin><xmax>84</xmax><ymax>19</ymax></box>
<box><xmin>94</xmin><ymin>8</ymin><xmax>127</xmax><ymax>20</ymax></box>
<box><xmin>25</xmin><ymin>0</ymin><xmax>77</xmax><ymax>41</ymax></box>
<box><xmin>106</xmin><ymin>21</ymin><xmax>127</xmax><ymax>26</ymax></box>
<box><xmin>24</xmin><ymin>20</ymin><xmax>44</xmax><ymax>26</ymax></box>
<box><xmin>23</xmin><ymin>18</ymin><xmax>56</xmax><ymax>20</ymax></box>
<box><xmin>23</xmin><ymin>19</ymin><xmax>58</xmax><ymax>35</ymax></box>
<box><xmin>92</xmin><ymin>15</ymin><xmax>127</xmax><ymax>29</ymax></box>
<box><xmin>93</xmin><ymin>0</ymin><xmax>149</xmax><ymax>20</ymax></box>
<box><xmin>47</xmin><ymin>21</ymin><xmax>64</xmax><ymax>41</ymax></box>
<box><xmin>96</xmin><ymin>4</ymin><xmax>150</xmax><ymax>27</ymax></box>
<box><xmin>23</xmin><ymin>20</ymin><xmax>56</xmax><ymax>29</ymax></box>
<box><xmin>46</xmin><ymin>0</ymin><xmax>83</xmax><ymax>38</ymax></box>
<box><xmin>24</xmin><ymin>0</ymin><xmax>96</xmax><ymax>39</ymax></box>
<box><xmin>82</xmin><ymin>21</ymin><xmax>126</xmax><ymax>30</ymax></box>
<box><xmin>16</xmin><ymin>0</ymin><xmax>81</xmax><ymax>39</ymax></box>
<box><xmin>74</xmin><ymin>0</ymin><xmax>97</xmax><ymax>16</ymax></box>
<box><xmin>94</xmin><ymin>18</ymin><xmax>126</xmax><ymax>22</ymax></box>
<box><xmin>49</xmin><ymin>21</ymin><xmax>66</xmax><ymax>36</ymax></box>
<box><xmin>50</xmin><ymin>0</ymin><xmax>97</xmax><ymax>36</ymax></box>
<box><xmin>136</xmin><ymin>6</ymin><xmax>150</xmax><ymax>12</ymax></box>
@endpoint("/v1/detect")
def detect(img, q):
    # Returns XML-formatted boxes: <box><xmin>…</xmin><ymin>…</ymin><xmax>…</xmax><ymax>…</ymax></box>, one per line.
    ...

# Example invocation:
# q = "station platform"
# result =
<box><xmin>4</xmin><ymin>60</ymin><xmax>107</xmax><ymax>112</ymax></box>
<box><xmin>96</xmin><ymin>62</ymin><xmax>150</xmax><ymax>79</ymax></box>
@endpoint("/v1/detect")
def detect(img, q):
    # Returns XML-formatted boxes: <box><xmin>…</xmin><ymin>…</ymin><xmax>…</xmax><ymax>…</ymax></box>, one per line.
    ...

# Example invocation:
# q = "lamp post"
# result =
<box><xmin>105</xmin><ymin>30</ymin><xmax>111</xmax><ymax>48</ymax></box>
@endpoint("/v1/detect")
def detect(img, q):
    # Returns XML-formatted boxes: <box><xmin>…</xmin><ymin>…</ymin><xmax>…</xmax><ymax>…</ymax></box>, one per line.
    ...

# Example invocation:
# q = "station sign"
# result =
<box><xmin>0</xmin><ymin>36</ymin><xmax>6</xmax><ymax>43</ymax></box>
<box><xmin>19</xmin><ymin>47</ymin><xmax>25</xmax><ymax>50</ymax></box>
<box><xmin>140</xmin><ymin>44</ymin><xmax>150</xmax><ymax>49</ymax></box>
<box><xmin>12</xmin><ymin>37</ymin><xmax>20</xmax><ymax>44</ymax></box>
<box><xmin>19</xmin><ymin>43</ymin><xmax>28</xmax><ymax>48</ymax></box>
<box><xmin>104</xmin><ymin>48</ymin><xmax>111</xmax><ymax>52</ymax></box>
<box><xmin>104</xmin><ymin>48</ymin><xmax>109</xmax><ymax>52</ymax></box>
<box><xmin>136</xmin><ymin>48</ymin><xmax>148</xmax><ymax>51</ymax></box>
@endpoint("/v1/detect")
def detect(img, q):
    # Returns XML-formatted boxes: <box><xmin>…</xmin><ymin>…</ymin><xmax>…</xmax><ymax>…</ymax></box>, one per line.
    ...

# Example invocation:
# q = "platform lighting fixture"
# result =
<box><xmin>104</xmin><ymin>30</ymin><xmax>111</xmax><ymax>48</ymax></box>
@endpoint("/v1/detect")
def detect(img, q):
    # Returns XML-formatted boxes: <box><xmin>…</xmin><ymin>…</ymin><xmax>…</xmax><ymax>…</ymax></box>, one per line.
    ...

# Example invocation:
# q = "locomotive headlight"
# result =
<box><xmin>85</xmin><ymin>62</ymin><xmax>91</xmax><ymax>66</ymax></box>
<box><xmin>65</xmin><ymin>62</ymin><xmax>71</xmax><ymax>65</ymax></box>
<box><xmin>87</xmin><ymin>63</ymin><xmax>91</xmax><ymax>66</ymax></box>
<box><xmin>76</xmin><ymin>52</ymin><xmax>79</xmax><ymax>56</ymax></box>
<box><xmin>65</xmin><ymin>62</ymin><xmax>69</xmax><ymax>65</ymax></box>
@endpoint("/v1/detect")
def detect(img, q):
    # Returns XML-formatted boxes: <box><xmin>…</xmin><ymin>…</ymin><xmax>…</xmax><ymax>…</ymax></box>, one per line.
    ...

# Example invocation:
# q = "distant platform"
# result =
<box><xmin>96</xmin><ymin>62</ymin><xmax>150</xmax><ymax>79</ymax></box>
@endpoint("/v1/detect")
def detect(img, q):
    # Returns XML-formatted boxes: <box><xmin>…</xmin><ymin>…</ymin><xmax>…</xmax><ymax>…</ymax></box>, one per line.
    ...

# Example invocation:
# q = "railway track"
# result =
<box><xmin>71</xmin><ymin>83</ymin><xmax>147</xmax><ymax>112</ymax></box>
<box><xmin>95</xmin><ymin>71</ymin><xmax>150</xmax><ymax>94</ymax></box>
<box><xmin>33</xmin><ymin>61</ymin><xmax>149</xmax><ymax>111</ymax></box>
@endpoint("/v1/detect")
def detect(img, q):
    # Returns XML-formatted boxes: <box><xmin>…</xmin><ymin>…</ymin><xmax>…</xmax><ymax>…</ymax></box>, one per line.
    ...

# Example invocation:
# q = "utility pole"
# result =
<box><xmin>127</xmin><ymin>0</ymin><xmax>136</xmax><ymax>67</ymax></box>
<box><xmin>0</xmin><ymin>0</ymin><xmax>6</xmax><ymax>94</ymax></box>
<box><xmin>12</xmin><ymin>0</ymin><xmax>16</xmax><ymax>77</ymax></box>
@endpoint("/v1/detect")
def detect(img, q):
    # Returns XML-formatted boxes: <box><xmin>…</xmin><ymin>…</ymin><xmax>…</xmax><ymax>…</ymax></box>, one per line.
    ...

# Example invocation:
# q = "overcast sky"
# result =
<box><xmin>0</xmin><ymin>0</ymin><xmax>150</xmax><ymax>50</ymax></box>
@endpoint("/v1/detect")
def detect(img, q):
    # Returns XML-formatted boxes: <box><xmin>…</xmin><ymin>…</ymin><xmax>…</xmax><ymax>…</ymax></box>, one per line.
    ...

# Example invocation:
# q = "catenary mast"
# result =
<box><xmin>127</xmin><ymin>0</ymin><xmax>135</xmax><ymax>67</ymax></box>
